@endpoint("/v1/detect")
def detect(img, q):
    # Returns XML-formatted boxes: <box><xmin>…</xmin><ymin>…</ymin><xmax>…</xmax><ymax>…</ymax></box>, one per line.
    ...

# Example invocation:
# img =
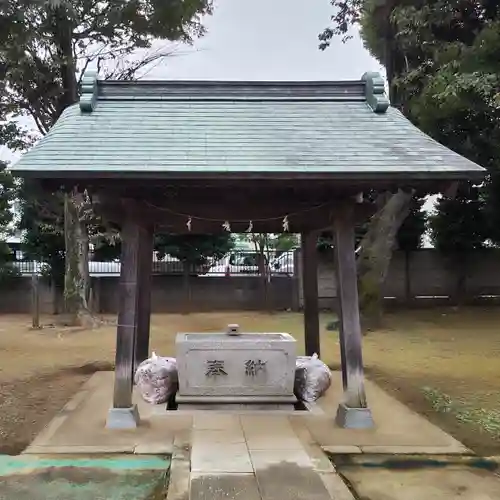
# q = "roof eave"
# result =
<box><xmin>12</xmin><ymin>168</ymin><xmax>486</xmax><ymax>182</ymax></box>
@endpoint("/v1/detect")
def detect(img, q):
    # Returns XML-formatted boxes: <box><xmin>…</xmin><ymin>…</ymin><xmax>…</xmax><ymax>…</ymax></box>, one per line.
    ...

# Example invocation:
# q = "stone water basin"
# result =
<box><xmin>175</xmin><ymin>332</ymin><xmax>297</xmax><ymax>406</ymax></box>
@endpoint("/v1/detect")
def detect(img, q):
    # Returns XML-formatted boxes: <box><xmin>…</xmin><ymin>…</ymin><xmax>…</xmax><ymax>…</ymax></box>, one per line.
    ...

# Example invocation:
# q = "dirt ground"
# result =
<box><xmin>0</xmin><ymin>308</ymin><xmax>499</xmax><ymax>456</ymax></box>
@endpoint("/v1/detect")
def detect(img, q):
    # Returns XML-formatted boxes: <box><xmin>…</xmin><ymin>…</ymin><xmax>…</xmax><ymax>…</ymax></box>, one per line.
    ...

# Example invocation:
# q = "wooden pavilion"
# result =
<box><xmin>12</xmin><ymin>70</ymin><xmax>485</xmax><ymax>429</ymax></box>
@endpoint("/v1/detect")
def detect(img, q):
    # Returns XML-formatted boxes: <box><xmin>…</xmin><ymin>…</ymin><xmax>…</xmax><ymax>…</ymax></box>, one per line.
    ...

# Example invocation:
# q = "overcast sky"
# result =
<box><xmin>152</xmin><ymin>0</ymin><xmax>383</xmax><ymax>81</ymax></box>
<box><xmin>0</xmin><ymin>0</ymin><xmax>383</xmax><ymax>163</ymax></box>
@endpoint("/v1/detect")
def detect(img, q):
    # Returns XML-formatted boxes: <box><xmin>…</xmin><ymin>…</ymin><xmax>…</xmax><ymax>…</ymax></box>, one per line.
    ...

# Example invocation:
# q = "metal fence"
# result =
<box><xmin>11</xmin><ymin>251</ymin><xmax>296</xmax><ymax>277</ymax></box>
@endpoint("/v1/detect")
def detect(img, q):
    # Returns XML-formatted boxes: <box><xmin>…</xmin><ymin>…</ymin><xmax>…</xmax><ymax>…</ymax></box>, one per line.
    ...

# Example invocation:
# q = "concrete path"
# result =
<box><xmin>167</xmin><ymin>414</ymin><xmax>354</xmax><ymax>500</ymax></box>
<box><xmin>20</xmin><ymin>372</ymin><xmax>500</xmax><ymax>499</ymax></box>
<box><xmin>166</xmin><ymin>415</ymin><xmax>500</xmax><ymax>500</ymax></box>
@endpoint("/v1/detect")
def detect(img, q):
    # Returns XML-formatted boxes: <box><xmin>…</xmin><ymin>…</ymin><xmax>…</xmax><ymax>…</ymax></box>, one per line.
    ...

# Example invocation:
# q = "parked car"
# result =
<box><xmin>201</xmin><ymin>250</ymin><xmax>297</xmax><ymax>277</ymax></box>
<box><xmin>200</xmin><ymin>251</ymin><xmax>261</xmax><ymax>276</ymax></box>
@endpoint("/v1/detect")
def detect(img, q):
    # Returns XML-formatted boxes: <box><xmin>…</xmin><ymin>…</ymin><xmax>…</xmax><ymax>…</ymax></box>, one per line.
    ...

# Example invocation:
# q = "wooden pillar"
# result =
<box><xmin>134</xmin><ymin>225</ymin><xmax>154</xmax><ymax>371</ymax></box>
<box><xmin>301</xmin><ymin>231</ymin><xmax>320</xmax><ymax>357</ymax></box>
<box><xmin>107</xmin><ymin>213</ymin><xmax>145</xmax><ymax>428</ymax></box>
<box><xmin>333</xmin><ymin>201</ymin><xmax>373</xmax><ymax>428</ymax></box>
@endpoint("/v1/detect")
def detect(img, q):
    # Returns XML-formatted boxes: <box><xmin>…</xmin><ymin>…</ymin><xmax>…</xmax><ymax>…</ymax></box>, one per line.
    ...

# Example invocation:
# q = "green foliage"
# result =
<box><xmin>2</xmin><ymin>0</ymin><xmax>211</xmax><ymax>274</ymax></box>
<box><xmin>0</xmin><ymin>162</ymin><xmax>19</xmax><ymax>282</ymax></box>
<box><xmin>386</xmin><ymin>3</ymin><xmax>500</xmax><ymax>251</ymax></box>
<box><xmin>429</xmin><ymin>189</ymin><xmax>488</xmax><ymax>254</ymax></box>
<box><xmin>0</xmin><ymin>0</ymin><xmax>212</xmax><ymax>133</ymax></box>
<box><xmin>319</xmin><ymin>0</ymin><xmax>363</xmax><ymax>47</ymax></box>
<box><xmin>237</xmin><ymin>233</ymin><xmax>298</xmax><ymax>256</ymax></box>
<box><xmin>0</xmin><ymin>162</ymin><xmax>15</xmax><ymax>228</ymax></box>
<box><xmin>273</xmin><ymin>234</ymin><xmax>299</xmax><ymax>253</ymax></box>
<box><xmin>396</xmin><ymin>197</ymin><xmax>426</xmax><ymax>251</ymax></box>
<box><xmin>18</xmin><ymin>180</ymin><xmax>66</xmax><ymax>285</ymax></box>
<box><xmin>0</xmin><ymin>241</ymin><xmax>19</xmax><ymax>285</ymax></box>
<box><xmin>91</xmin><ymin>235</ymin><xmax>121</xmax><ymax>262</ymax></box>
<box><xmin>324</xmin><ymin>0</ymin><xmax>500</xmax><ymax>253</ymax></box>
<box><xmin>154</xmin><ymin>234</ymin><xmax>234</xmax><ymax>268</ymax></box>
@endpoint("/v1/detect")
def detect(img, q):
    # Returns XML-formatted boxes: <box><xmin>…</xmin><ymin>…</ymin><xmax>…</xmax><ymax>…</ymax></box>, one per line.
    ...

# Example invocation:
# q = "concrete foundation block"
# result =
<box><xmin>106</xmin><ymin>405</ymin><xmax>140</xmax><ymax>429</ymax></box>
<box><xmin>335</xmin><ymin>403</ymin><xmax>374</xmax><ymax>429</ymax></box>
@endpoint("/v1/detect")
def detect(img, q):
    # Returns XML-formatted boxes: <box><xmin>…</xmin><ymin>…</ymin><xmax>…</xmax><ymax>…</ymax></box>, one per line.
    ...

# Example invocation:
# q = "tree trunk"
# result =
<box><xmin>52</xmin><ymin>6</ymin><xmax>78</xmax><ymax>114</ymax></box>
<box><xmin>63</xmin><ymin>193</ymin><xmax>95</xmax><ymax>326</ymax></box>
<box><xmin>52</xmin><ymin>7</ymin><xmax>95</xmax><ymax>326</ymax></box>
<box><xmin>258</xmin><ymin>251</ymin><xmax>270</xmax><ymax>311</ymax></box>
<box><xmin>357</xmin><ymin>189</ymin><xmax>414</xmax><ymax>330</ymax></box>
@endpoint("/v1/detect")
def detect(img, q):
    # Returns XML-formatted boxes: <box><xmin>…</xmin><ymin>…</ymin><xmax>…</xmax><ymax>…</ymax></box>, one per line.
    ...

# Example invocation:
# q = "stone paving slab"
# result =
<box><xmin>166</xmin><ymin>433</ymin><xmax>191</xmax><ymax>500</ymax></box>
<box><xmin>320</xmin><ymin>472</ymin><xmax>357</xmax><ymax>500</ymax></box>
<box><xmin>358</xmin><ymin>444</ymin><xmax>472</xmax><ymax>454</ymax></box>
<box><xmin>166</xmin><ymin>458</ymin><xmax>190</xmax><ymax>500</ymax></box>
<box><xmin>253</xmin><ymin>462</ymin><xmax>334</xmax><ymax>500</ymax></box>
<box><xmin>240</xmin><ymin>415</ymin><xmax>297</xmax><ymax>434</ymax></box>
<box><xmin>246</xmin><ymin>435</ymin><xmax>304</xmax><ymax>450</ymax></box>
<box><xmin>188</xmin><ymin>414</ymin><xmax>349</xmax><ymax>499</ymax></box>
<box><xmin>190</xmin><ymin>473</ymin><xmax>262</xmax><ymax>500</ymax></box>
<box><xmin>191</xmin><ymin>442</ymin><xmax>254</xmax><ymax>474</ymax></box>
<box><xmin>249</xmin><ymin>448</ymin><xmax>313</xmax><ymax>469</ymax></box>
<box><xmin>193</xmin><ymin>414</ymin><xmax>242</xmax><ymax>431</ymax></box>
<box><xmin>321</xmin><ymin>445</ymin><xmax>363</xmax><ymax>455</ymax></box>
<box><xmin>23</xmin><ymin>445</ymin><xmax>135</xmax><ymax>455</ymax></box>
<box><xmin>191</xmin><ymin>428</ymin><xmax>246</xmax><ymax>446</ymax></box>
<box><xmin>304</xmin><ymin>375</ymin><xmax>470</xmax><ymax>453</ymax></box>
<box><xmin>23</xmin><ymin>372</ymin><xmax>190</xmax><ymax>456</ymax></box>
<box><xmin>288</xmin><ymin>418</ymin><xmax>336</xmax><ymax>473</ymax></box>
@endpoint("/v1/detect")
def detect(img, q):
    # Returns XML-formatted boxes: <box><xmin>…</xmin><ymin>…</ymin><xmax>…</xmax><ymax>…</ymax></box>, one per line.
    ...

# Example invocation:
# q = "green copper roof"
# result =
<box><xmin>11</xmin><ymin>71</ymin><xmax>485</xmax><ymax>180</ymax></box>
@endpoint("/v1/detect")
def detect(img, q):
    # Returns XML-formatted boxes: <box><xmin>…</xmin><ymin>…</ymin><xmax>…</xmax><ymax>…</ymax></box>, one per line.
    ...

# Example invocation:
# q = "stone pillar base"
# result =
<box><xmin>335</xmin><ymin>403</ymin><xmax>374</xmax><ymax>429</ymax></box>
<box><xmin>106</xmin><ymin>405</ymin><xmax>140</xmax><ymax>429</ymax></box>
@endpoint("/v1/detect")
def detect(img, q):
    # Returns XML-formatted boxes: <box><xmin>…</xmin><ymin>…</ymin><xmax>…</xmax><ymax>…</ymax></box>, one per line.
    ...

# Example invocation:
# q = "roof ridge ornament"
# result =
<box><xmin>361</xmin><ymin>72</ymin><xmax>389</xmax><ymax>113</ymax></box>
<box><xmin>80</xmin><ymin>70</ymin><xmax>98</xmax><ymax>113</ymax></box>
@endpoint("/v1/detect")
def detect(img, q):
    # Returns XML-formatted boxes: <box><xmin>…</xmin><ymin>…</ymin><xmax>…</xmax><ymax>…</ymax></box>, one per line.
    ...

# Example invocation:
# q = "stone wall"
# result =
<box><xmin>98</xmin><ymin>275</ymin><xmax>294</xmax><ymax>313</ymax></box>
<box><xmin>0</xmin><ymin>275</ymin><xmax>295</xmax><ymax>315</ymax></box>
<box><xmin>0</xmin><ymin>277</ymin><xmax>57</xmax><ymax>314</ymax></box>
<box><xmin>297</xmin><ymin>248</ymin><xmax>500</xmax><ymax>308</ymax></box>
<box><xmin>2</xmin><ymin>249</ymin><xmax>500</xmax><ymax>315</ymax></box>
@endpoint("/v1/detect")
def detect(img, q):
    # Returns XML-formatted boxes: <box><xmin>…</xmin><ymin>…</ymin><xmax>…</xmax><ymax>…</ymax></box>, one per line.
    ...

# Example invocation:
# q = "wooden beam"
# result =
<box><xmin>134</xmin><ymin>224</ymin><xmax>154</xmax><ymax>371</ymax></box>
<box><xmin>43</xmin><ymin>176</ymin><xmax>468</xmax><ymax>198</ymax></box>
<box><xmin>112</xmin><ymin>214</ymin><xmax>143</xmax><ymax>409</ymax></box>
<box><xmin>333</xmin><ymin>201</ymin><xmax>373</xmax><ymax>427</ymax></box>
<box><xmin>96</xmin><ymin>197</ymin><xmax>376</xmax><ymax>234</ymax></box>
<box><xmin>301</xmin><ymin>231</ymin><xmax>320</xmax><ymax>357</ymax></box>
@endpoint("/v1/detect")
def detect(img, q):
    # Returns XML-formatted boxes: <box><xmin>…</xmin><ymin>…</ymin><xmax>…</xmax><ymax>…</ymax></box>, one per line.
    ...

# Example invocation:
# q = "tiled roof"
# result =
<box><xmin>11</xmin><ymin>71</ymin><xmax>485</xmax><ymax>181</ymax></box>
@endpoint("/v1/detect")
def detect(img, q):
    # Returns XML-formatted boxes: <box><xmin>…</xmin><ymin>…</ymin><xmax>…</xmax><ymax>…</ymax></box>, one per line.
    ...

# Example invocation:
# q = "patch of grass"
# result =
<box><xmin>422</xmin><ymin>387</ymin><xmax>500</xmax><ymax>438</ymax></box>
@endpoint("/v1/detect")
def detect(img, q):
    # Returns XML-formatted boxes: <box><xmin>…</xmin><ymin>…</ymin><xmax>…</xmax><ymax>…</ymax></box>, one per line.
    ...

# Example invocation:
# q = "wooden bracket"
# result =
<box><xmin>444</xmin><ymin>181</ymin><xmax>459</xmax><ymax>199</ymax></box>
